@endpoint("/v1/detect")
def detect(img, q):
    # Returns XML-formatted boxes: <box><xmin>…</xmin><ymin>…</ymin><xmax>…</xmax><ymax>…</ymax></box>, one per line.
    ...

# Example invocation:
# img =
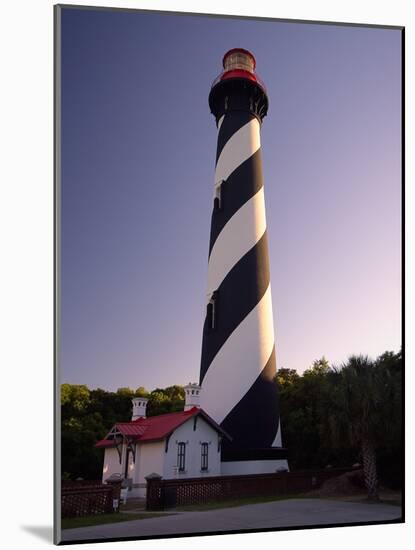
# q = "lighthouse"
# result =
<box><xmin>199</xmin><ymin>49</ymin><xmax>288</xmax><ymax>474</ymax></box>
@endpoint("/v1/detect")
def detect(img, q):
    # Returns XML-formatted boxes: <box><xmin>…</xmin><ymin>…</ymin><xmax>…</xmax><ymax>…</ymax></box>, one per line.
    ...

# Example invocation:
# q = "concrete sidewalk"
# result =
<box><xmin>61</xmin><ymin>498</ymin><xmax>402</xmax><ymax>542</ymax></box>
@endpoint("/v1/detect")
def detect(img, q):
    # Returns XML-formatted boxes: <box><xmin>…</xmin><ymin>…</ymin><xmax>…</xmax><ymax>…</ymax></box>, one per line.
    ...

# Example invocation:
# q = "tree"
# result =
<box><xmin>61</xmin><ymin>384</ymin><xmax>90</xmax><ymax>416</ymax></box>
<box><xmin>60</xmin><ymin>350</ymin><xmax>402</xmax><ymax>484</ymax></box>
<box><xmin>162</xmin><ymin>385</ymin><xmax>185</xmax><ymax>410</ymax></box>
<box><xmin>61</xmin><ymin>385</ymin><xmax>107</xmax><ymax>479</ymax></box>
<box><xmin>323</xmin><ymin>355</ymin><xmax>391</xmax><ymax>501</ymax></box>
<box><xmin>303</xmin><ymin>357</ymin><xmax>331</xmax><ymax>377</ymax></box>
<box><xmin>275</xmin><ymin>368</ymin><xmax>299</xmax><ymax>387</ymax></box>
<box><xmin>276</xmin><ymin>358</ymin><xmax>334</xmax><ymax>469</ymax></box>
<box><xmin>373</xmin><ymin>350</ymin><xmax>403</xmax><ymax>488</ymax></box>
<box><xmin>146</xmin><ymin>386</ymin><xmax>185</xmax><ymax>416</ymax></box>
<box><xmin>147</xmin><ymin>390</ymin><xmax>172</xmax><ymax>416</ymax></box>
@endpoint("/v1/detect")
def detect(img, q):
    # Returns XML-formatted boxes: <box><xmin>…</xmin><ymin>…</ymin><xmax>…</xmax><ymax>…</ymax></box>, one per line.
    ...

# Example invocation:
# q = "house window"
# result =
<box><xmin>177</xmin><ymin>442</ymin><xmax>186</xmax><ymax>472</ymax></box>
<box><xmin>201</xmin><ymin>442</ymin><xmax>209</xmax><ymax>471</ymax></box>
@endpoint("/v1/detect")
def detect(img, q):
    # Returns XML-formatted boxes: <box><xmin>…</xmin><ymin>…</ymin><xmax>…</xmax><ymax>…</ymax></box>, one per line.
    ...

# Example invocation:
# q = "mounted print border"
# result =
<box><xmin>54</xmin><ymin>3</ymin><xmax>404</xmax><ymax>545</ymax></box>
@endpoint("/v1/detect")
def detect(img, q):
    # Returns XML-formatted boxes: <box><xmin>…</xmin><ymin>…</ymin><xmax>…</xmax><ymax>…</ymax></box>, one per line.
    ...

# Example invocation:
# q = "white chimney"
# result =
<box><xmin>184</xmin><ymin>383</ymin><xmax>201</xmax><ymax>411</ymax></box>
<box><xmin>132</xmin><ymin>397</ymin><xmax>148</xmax><ymax>420</ymax></box>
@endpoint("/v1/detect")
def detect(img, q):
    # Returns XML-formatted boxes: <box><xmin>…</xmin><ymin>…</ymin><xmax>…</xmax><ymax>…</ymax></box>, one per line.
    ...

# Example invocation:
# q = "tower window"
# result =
<box><xmin>214</xmin><ymin>180</ymin><xmax>225</xmax><ymax>211</ymax></box>
<box><xmin>207</xmin><ymin>291</ymin><xmax>218</xmax><ymax>330</ymax></box>
<box><xmin>177</xmin><ymin>442</ymin><xmax>186</xmax><ymax>472</ymax></box>
<box><xmin>201</xmin><ymin>442</ymin><xmax>209</xmax><ymax>471</ymax></box>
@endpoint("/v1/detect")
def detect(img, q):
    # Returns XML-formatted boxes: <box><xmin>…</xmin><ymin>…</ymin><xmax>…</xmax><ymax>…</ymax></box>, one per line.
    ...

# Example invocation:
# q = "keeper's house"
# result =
<box><xmin>95</xmin><ymin>384</ymin><xmax>231</xmax><ymax>497</ymax></box>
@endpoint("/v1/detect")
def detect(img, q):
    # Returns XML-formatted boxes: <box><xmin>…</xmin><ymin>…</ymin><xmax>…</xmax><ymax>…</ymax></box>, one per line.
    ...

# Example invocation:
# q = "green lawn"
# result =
<box><xmin>61</xmin><ymin>511</ymin><xmax>174</xmax><ymax>530</ymax></box>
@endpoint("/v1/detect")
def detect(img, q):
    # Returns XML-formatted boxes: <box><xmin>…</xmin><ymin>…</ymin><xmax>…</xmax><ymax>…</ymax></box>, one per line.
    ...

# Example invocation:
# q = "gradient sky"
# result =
<box><xmin>60</xmin><ymin>7</ymin><xmax>401</xmax><ymax>392</ymax></box>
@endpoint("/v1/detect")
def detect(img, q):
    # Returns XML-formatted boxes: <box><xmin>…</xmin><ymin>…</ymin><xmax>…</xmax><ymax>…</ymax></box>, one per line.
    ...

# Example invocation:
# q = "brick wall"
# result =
<box><xmin>146</xmin><ymin>467</ymin><xmax>356</xmax><ymax>510</ymax></box>
<box><xmin>61</xmin><ymin>480</ymin><xmax>121</xmax><ymax>518</ymax></box>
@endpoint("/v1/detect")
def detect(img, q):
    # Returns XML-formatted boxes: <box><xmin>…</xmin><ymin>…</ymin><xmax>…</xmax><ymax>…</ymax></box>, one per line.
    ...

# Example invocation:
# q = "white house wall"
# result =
<box><xmin>163</xmin><ymin>417</ymin><xmax>221</xmax><ymax>479</ymax></box>
<box><xmin>138</xmin><ymin>441</ymin><xmax>165</xmax><ymax>485</ymax></box>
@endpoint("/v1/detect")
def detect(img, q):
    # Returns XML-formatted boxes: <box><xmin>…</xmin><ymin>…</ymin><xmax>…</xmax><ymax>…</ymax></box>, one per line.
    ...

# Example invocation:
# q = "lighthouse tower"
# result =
<box><xmin>199</xmin><ymin>49</ymin><xmax>288</xmax><ymax>474</ymax></box>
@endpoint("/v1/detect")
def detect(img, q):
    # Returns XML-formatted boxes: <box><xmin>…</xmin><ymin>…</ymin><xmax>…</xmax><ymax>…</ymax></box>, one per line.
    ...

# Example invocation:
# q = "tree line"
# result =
<box><xmin>61</xmin><ymin>349</ymin><xmax>402</xmax><ymax>499</ymax></box>
<box><xmin>277</xmin><ymin>350</ymin><xmax>402</xmax><ymax>499</ymax></box>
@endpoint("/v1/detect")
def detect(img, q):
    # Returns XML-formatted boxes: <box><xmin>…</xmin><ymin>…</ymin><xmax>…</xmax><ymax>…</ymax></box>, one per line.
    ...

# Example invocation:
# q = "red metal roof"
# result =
<box><xmin>114</xmin><ymin>423</ymin><xmax>147</xmax><ymax>437</ymax></box>
<box><xmin>95</xmin><ymin>439</ymin><xmax>116</xmax><ymax>448</ymax></box>
<box><xmin>95</xmin><ymin>407</ymin><xmax>231</xmax><ymax>448</ymax></box>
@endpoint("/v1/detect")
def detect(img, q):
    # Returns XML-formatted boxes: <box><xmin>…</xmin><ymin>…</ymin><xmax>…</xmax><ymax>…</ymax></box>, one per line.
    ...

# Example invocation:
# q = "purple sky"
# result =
<box><xmin>60</xmin><ymin>7</ymin><xmax>401</xmax><ymax>392</ymax></box>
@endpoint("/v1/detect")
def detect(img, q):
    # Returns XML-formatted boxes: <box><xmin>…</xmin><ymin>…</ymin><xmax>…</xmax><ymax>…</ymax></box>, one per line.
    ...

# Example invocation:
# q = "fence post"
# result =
<box><xmin>145</xmin><ymin>473</ymin><xmax>163</xmax><ymax>511</ymax></box>
<box><xmin>105</xmin><ymin>475</ymin><xmax>123</xmax><ymax>513</ymax></box>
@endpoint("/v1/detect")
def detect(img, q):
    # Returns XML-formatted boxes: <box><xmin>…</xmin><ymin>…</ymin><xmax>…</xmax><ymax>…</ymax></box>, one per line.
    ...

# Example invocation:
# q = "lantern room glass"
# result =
<box><xmin>223</xmin><ymin>51</ymin><xmax>255</xmax><ymax>73</ymax></box>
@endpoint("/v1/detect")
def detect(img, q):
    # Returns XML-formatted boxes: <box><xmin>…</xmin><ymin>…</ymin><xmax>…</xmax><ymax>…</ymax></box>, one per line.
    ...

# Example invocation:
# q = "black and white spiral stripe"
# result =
<box><xmin>200</xmin><ymin>110</ymin><xmax>282</xmax><ymax>451</ymax></box>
